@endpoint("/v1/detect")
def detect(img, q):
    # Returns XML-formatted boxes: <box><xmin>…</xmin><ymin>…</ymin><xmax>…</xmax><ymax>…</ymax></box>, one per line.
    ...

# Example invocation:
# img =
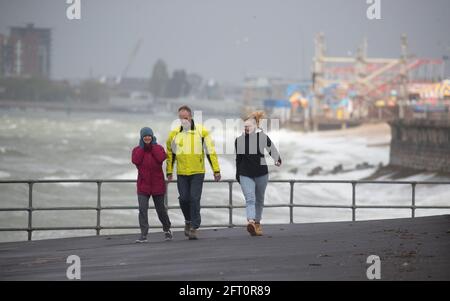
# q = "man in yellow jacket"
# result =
<box><xmin>166</xmin><ymin>105</ymin><xmax>221</xmax><ymax>240</ymax></box>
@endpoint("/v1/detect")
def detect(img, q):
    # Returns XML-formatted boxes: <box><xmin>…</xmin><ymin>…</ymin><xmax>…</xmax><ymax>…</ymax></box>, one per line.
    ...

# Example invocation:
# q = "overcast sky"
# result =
<box><xmin>0</xmin><ymin>0</ymin><xmax>449</xmax><ymax>83</ymax></box>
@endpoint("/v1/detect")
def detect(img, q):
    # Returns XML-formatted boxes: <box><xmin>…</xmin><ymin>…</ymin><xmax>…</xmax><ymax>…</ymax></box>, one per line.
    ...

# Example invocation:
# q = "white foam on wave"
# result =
<box><xmin>0</xmin><ymin>171</ymin><xmax>11</xmax><ymax>178</ymax></box>
<box><xmin>96</xmin><ymin>155</ymin><xmax>129</xmax><ymax>165</ymax></box>
<box><xmin>114</xmin><ymin>170</ymin><xmax>137</xmax><ymax>180</ymax></box>
<box><xmin>41</xmin><ymin>175</ymin><xmax>89</xmax><ymax>186</ymax></box>
<box><xmin>125</xmin><ymin>132</ymin><xmax>139</xmax><ymax>140</ymax></box>
<box><xmin>92</xmin><ymin>119</ymin><xmax>114</xmax><ymax>126</ymax></box>
<box><xmin>0</xmin><ymin>123</ymin><xmax>18</xmax><ymax>131</ymax></box>
<box><xmin>269</xmin><ymin>128</ymin><xmax>388</xmax><ymax>179</ymax></box>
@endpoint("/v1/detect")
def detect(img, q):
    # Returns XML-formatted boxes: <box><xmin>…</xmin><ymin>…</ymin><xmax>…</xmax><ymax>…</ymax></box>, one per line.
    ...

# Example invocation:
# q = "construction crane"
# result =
<box><xmin>115</xmin><ymin>38</ymin><xmax>142</xmax><ymax>84</ymax></box>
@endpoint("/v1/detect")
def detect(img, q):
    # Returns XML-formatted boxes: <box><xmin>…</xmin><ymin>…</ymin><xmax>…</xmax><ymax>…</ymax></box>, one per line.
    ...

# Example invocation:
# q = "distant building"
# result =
<box><xmin>242</xmin><ymin>76</ymin><xmax>295</xmax><ymax>110</ymax></box>
<box><xmin>114</xmin><ymin>77</ymin><xmax>150</xmax><ymax>94</ymax></box>
<box><xmin>1</xmin><ymin>23</ymin><xmax>51</xmax><ymax>78</ymax></box>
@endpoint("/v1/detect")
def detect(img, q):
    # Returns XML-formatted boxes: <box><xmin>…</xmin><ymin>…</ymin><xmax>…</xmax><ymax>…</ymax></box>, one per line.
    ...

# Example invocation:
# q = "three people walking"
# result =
<box><xmin>131</xmin><ymin>108</ymin><xmax>281</xmax><ymax>242</ymax></box>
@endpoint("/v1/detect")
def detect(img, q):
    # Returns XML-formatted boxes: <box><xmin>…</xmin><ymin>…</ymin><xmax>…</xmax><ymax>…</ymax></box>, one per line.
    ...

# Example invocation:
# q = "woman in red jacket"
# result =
<box><xmin>132</xmin><ymin>127</ymin><xmax>172</xmax><ymax>243</ymax></box>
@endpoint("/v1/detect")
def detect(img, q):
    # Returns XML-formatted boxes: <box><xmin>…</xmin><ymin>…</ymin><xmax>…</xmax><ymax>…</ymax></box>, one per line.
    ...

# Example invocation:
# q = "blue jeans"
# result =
<box><xmin>239</xmin><ymin>174</ymin><xmax>268</xmax><ymax>222</ymax></box>
<box><xmin>177</xmin><ymin>173</ymin><xmax>205</xmax><ymax>229</ymax></box>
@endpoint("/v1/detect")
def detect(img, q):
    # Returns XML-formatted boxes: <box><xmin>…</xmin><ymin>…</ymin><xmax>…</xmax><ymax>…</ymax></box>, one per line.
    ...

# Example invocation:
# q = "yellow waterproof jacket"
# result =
<box><xmin>166</xmin><ymin>120</ymin><xmax>220</xmax><ymax>176</ymax></box>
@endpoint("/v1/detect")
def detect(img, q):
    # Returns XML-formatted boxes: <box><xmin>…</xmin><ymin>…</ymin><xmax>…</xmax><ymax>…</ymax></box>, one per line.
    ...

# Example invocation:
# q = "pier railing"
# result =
<box><xmin>1</xmin><ymin>179</ymin><xmax>450</xmax><ymax>241</ymax></box>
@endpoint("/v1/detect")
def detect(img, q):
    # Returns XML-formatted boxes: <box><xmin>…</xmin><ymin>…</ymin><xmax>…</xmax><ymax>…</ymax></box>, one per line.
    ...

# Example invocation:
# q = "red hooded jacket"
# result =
<box><xmin>131</xmin><ymin>144</ymin><xmax>167</xmax><ymax>195</ymax></box>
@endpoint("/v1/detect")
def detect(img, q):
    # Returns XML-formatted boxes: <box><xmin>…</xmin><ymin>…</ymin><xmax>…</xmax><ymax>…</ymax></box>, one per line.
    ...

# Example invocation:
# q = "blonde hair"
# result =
<box><xmin>244</xmin><ymin>111</ymin><xmax>265</xmax><ymax>128</ymax></box>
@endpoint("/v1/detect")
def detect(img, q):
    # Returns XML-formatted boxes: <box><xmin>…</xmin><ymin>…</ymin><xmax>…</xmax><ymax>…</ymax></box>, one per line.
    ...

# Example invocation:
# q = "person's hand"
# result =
<box><xmin>214</xmin><ymin>173</ymin><xmax>221</xmax><ymax>182</ymax></box>
<box><xmin>167</xmin><ymin>174</ymin><xmax>173</xmax><ymax>181</ymax></box>
<box><xmin>275</xmin><ymin>160</ymin><xmax>282</xmax><ymax>167</ymax></box>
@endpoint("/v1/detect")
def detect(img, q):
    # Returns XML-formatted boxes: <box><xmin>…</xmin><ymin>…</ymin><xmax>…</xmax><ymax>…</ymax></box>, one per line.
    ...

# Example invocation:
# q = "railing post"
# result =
<box><xmin>96</xmin><ymin>181</ymin><xmax>102</xmax><ymax>236</ymax></box>
<box><xmin>352</xmin><ymin>182</ymin><xmax>356</xmax><ymax>222</ymax></box>
<box><xmin>27</xmin><ymin>182</ymin><xmax>33</xmax><ymax>241</ymax></box>
<box><xmin>411</xmin><ymin>182</ymin><xmax>416</xmax><ymax>218</ymax></box>
<box><xmin>289</xmin><ymin>181</ymin><xmax>294</xmax><ymax>224</ymax></box>
<box><xmin>228</xmin><ymin>181</ymin><xmax>233</xmax><ymax>228</ymax></box>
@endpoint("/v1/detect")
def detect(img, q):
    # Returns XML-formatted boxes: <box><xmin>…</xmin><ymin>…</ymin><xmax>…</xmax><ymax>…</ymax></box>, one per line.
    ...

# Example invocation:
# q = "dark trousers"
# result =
<box><xmin>138</xmin><ymin>194</ymin><xmax>171</xmax><ymax>236</ymax></box>
<box><xmin>177</xmin><ymin>173</ymin><xmax>205</xmax><ymax>229</ymax></box>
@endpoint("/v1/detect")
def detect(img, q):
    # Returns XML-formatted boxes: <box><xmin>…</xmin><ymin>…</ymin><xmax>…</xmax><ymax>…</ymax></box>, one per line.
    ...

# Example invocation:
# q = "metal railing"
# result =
<box><xmin>1</xmin><ymin>179</ymin><xmax>450</xmax><ymax>241</ymax></box>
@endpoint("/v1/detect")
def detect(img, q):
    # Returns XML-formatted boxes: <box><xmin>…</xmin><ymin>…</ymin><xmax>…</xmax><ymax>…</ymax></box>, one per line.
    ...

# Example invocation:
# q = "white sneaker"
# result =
<box><xmin>164</xmin><ymin>230</ymin><xmax>173</xmax><ymax>241</ymax></box>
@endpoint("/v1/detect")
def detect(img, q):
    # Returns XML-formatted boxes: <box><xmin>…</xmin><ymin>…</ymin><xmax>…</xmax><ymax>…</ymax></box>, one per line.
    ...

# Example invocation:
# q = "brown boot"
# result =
<box><xmin>254</xmin><ymin>223</ymin><xmax>263</xmax><ymax>236</ymax></box>
<box><xmin>188</xmin><ymin>228</ymin><xmax>198</xmax><ymax>240</ymax></box>
<box><xmin>246</xmin><ymin>220</ymin><xmax>257</xmax><ymax>236</ymax></box>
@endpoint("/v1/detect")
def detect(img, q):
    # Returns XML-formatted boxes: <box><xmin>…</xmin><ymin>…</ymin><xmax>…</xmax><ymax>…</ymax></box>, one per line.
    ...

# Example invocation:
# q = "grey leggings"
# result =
<box><xmin>138</xmin><ymin>194</ymin><xmax>171</xmax><ymax>236</ymax></box>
